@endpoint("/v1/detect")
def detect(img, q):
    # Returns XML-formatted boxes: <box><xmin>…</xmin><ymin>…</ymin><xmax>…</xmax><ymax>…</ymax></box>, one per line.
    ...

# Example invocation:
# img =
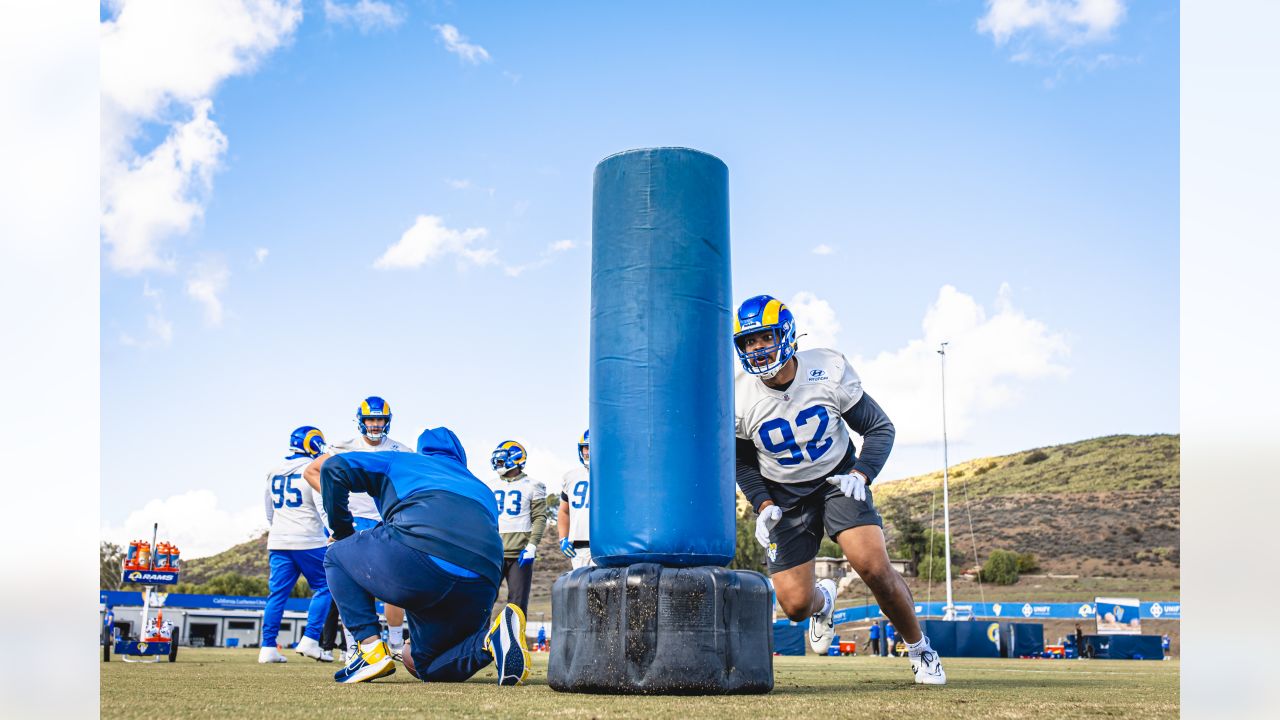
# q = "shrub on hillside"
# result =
<box><xmin>917</xmin><ymin>553</ymin><xmax>958</xmax><ymax>582</ymax></box>
<box><xmin>1016</xmin><ymin>552</ymin><xmax>1040</xmax><ymax>573</ymax></box>
<box><xmin>982</xmin><ymin>550</ymin><xmax>1021</xmax><ymax>585</ymax></box>
<box><xmin>1022</xmin><ymin>450</ymin><xmax>1050</xmax><ymax>465</ymax></box>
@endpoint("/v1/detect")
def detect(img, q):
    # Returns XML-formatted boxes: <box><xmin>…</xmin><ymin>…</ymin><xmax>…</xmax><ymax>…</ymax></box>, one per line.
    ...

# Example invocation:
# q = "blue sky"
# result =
<box><xmin>100</xmin><ymin>0</ymin><xmax>1178</xmax><ymax>556</ymax></box>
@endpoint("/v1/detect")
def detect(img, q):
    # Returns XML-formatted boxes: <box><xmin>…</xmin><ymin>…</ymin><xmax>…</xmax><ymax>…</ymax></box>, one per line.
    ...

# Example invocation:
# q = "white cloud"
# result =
<box><xmin>504</xmin><ymin>240</ymin><xmax>578</xmax><ymax>276</ymax></box>
<box><xmin>978</xmin><ymin>0</ymin><xmax>1127</xmax><ymax>47</ymax></box>
<box><xmin>549</xmin><ymin>240</ymin><xmax>575</xmax><ymax>252</ymax></box>
<box><xmin>788</xmin><ymin>291</ymin><xmax>842</xmax><ymax>350</ymax></box>
<box><xmin>433</xmin><ymin>23</ymin><xmax>491</xmax><ymax>64</ymax></box>
<box><xmin>100</xmin><ymin>0</ymin><xmax>303</xmax><ymax>273</ymax></box>
<box><xmin>374</xmin><ymin>215</ymin><xmax>496</xmax><ymax>270</ymax></box>
<box><xmin>323</xmin><ymin>0</ymin><xmax>404</xmax><ymax>33</ymax></box>
<box><xmin>254</xmin><ymin>247</ymin><xmax>269</xmax><ymax>264</ymax></box>
<box><xmin>851</xmin><ymin>284</ymin><xmax>1069</xmax><ymax>445</ymax></box>
<box><xmin>120</xmin><ymin>281</ymin><xmax>173</xmax><ymax>347</ymax></box>
<box><xmin>101</xmin><ymin>100</ymin><xmax>228</xmax><ymax>272</ymax></box>
<box><xmin>447</xmin><ymin>178</ymin><xmax>472</xmax><ymax>189</ymax></box>
<box><xmin>812</xmin><ymin>244</ymin><xmax>835</xmax><ymax>255</ymax></box>
<box><xmin>186</xmin><ymin>260</ymin><xmax>230</xmax><ymax>325</ymax></box>
<box><xmin>102</xmin><ymin>490</ymin><xmax>264</xmax><ymax>560</ymax></box>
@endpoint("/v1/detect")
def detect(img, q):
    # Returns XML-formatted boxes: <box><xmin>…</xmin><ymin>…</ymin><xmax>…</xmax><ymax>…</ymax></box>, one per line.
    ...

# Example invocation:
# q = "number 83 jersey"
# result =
<box><xmin>735</xmin><ymin>348</ymin><xmax>865</xmax><ymax>484</ymax></box>
<box><xmin>485</xmin><ymin>473</ymin><xmax>547</xmax><ymax>533</ymax></box>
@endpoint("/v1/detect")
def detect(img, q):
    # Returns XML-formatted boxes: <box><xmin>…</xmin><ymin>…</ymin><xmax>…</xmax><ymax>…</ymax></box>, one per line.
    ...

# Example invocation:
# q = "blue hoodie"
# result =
<box><xmin>321</xmin><ymin>427</ymin><xmax>503</xmax><ymax>587</ymax></box>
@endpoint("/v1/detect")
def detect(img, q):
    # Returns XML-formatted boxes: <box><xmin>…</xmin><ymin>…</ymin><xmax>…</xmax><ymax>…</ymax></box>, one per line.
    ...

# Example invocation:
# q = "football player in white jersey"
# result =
<box><xmin>557</xmin><ymin>429</ymin><xmax>592</xmax><ymax>569</ymax></box>
<box><xmin>323</xmin><ymin>396</ymin><xmax>413</xmax><ymax>658</ymax></box>
<box><xmin>733</xmin><ymin>295</ymin><xmax>945</xmax><ymax>685</ymax></box>
<box><xmin>485</xmin><ymin>440</ymin><xmax>547</xmax><ymax>613</ymax></box>
<box><xmin>259</xmin><ymin>426</ymin><xmax>333</xmax><ymax>664</ymax></box>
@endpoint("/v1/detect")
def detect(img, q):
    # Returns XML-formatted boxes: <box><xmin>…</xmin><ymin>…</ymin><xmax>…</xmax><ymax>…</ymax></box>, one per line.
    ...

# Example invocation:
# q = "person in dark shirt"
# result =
<box><xmin>733</xmin><ymin>294</ymin><xmax>944</xmax><ymax>684</ymax></box>
<box><xmin>303</xmin><ymin>426</ymin><xmax>530</xmax><ymax>686</ymax></box>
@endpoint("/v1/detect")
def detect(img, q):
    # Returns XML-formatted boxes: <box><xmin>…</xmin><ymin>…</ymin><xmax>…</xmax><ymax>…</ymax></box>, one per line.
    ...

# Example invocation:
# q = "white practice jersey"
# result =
<box><xmin>561</xmin><ymin>466</ymin><xmax>591</xmax><ymax>543</ymax></box>
<box><xmin>735</xmin><ymin>348</ymin><xmax>865</xmax><ymax>484</ymax></box>
<box><xmin>328</xmin><ymin>436</ymin><xmax>412</xmax><ymax>520</ymax></box>
<box><xmin>485</xmin><ymin>472</ymin><xmax>546</xmax><ymax>534</ymax></box>
<box><xmin>264</xmin><ymin>455</ymin><xmax>329</xmax><ymax>550</ymax></box>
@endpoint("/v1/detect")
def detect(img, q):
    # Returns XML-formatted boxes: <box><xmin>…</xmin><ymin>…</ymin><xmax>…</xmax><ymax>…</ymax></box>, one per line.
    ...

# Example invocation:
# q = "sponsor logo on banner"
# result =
<box><xmin>1022</xmin><ymin>603</ymin><xmax>1032</xmax><ymax>618</ymax></box>
<box><xmin>1078</xmin><ymin>604</ymin><xmax>1095</xmax><ymax>618</ymax></box>
<box><xmin>1150</xmin><ymin>603</ymin><xmax>1163</xmax><ymax>618</ymax></box>
<box><xmin>993</xmin><ymin>603</ymin><xmax>1002</xmax><ymax>616</ymax></box>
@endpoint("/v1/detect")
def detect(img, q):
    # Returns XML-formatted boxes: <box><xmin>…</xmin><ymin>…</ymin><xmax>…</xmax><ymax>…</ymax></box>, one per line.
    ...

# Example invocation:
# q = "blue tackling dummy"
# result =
<box><xmin>305</xmin><ymin>426</ymin><xmax>531</xmax><ymax>686</ymax></box>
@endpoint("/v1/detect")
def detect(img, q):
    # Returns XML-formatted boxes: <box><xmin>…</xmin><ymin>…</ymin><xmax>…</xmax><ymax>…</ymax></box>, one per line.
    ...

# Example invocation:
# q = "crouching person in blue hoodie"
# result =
<box><xmin>303</xmin><ymin>427</ymin><xmax>530</xmax><ymax>686</ymax></box>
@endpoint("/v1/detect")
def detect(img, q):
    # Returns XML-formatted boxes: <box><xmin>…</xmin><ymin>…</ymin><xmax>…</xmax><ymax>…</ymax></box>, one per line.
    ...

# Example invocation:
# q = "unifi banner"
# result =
<box><xmin>1095</xmin><ymin>597</ymin><xmax>1142</xmax><ymax>635</ymax></box>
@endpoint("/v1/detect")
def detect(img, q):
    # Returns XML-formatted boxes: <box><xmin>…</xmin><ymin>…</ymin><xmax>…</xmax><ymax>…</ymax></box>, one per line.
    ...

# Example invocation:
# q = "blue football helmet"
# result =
<box><xmin>357</xmin><ymin>396</ymin><xmax>392</xmax><ymax>441</ymax></box>
<box><xmin>733</xmin><ymin>294</ymin><xmax>797</xmax><ymax>379</ymax></box>
<box><xmin>577</xmin><ymin>429</ymin><xmax>590</xmax><ymax>468</ymax></box>
<box><xmin>289</xmin><ymin>426</ymin><xmax>326</xmax><ymax>458</ymax></box>
<box><xmin>491</xmin><ymin>440</ymin><xmax>527</xmax><ymax>473</ymax></box>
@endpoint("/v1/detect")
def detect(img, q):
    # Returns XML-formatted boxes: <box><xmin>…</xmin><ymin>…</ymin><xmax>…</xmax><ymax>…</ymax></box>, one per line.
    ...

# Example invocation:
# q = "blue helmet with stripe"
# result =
<box><xmin>577</xmin><ymin>429</ymin><xmax>589</xmax><ymax>468</ymax></box>
<box><xmin>289</xmin><ymin>426</ymin><xmax>326</xmax><ymax>458</ymax></box>
<box><xmin>491</xmin><ymin>440</ymin><xmax>527</xmax><ymax>473</ymax></box>
<box><xmin>357</xmin><ymin>396</ymin><xmax>392</xmax><ymax>441</ymax></box>
<box><xmin>733</xmin><ymin>294</ymin><xmax>797</xmax><ymax>380</ymax></box>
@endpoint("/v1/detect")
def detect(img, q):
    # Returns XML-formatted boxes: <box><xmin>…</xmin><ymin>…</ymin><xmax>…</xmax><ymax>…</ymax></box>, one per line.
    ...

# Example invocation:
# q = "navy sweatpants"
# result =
<box><xmin>324</xmin><ymin>525</ymin><xmax>498</xmax><ymax>682</ymax></box>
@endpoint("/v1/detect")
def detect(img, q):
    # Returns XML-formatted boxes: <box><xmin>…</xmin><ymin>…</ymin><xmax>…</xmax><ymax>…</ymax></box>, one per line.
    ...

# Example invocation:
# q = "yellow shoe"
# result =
<box><xmin>486</xmin><ymin>603</ymin><xmax>531</xmax><ymax>686</ymax></box>
<box><xmin>333</xmin><ymin>639</ymin><xmax>396</xmax><ymax>684</ymax></box>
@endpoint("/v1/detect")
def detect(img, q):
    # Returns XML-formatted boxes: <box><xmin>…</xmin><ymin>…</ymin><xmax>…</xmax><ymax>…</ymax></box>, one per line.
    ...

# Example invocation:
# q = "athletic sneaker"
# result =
<box><xmin>318</xmin><ymin>649</ymin><xmax>334</xmax><ymax>663</ymax></box>
<box><xmin>333</xmin><ymin>640</ymin><xmax>396</xmax><ymax>684</ymax></box>
<box><xmin>911</xmin><ymin>641</ymin><xmax>947</xmax><ymax>685</ymax></box>
<box><xmin>258</xmin><ymin>646</ymin><xmax>287</xmax><ymax>664</ymax></box>
<box><xmin>389</xmin><ymin>643</ymin><xmax>405</xmax><ymax>664</ymax></box>
<box><xmin>294</xmin><ymin>636</ymin><xmax>323</xmax><ymax>661</ymax></box>
<box><xmin>809</xmin><ymin>579</ymin><xmax>837</xmax><ymax>654</ymax></box>
<box><xmin>486</xmin><ymin>603</ymin><xmax>531</xmax><ymax>686</ymax></box>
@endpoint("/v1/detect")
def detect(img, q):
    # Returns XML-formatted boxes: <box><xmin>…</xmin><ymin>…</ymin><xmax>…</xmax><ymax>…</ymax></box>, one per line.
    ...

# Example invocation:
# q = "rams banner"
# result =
<box><xmin>830</xmin><ymin>600</ymin><xmax>1181</xmax><ymax>625</ymax></box>
<box><xmin>119</xmin><ymin>569</ymin><xmax>179</xmax><ymax>585</ymax></box>
<box><xmin>100</xmin><ymin>590</ymin><xmax>386</xmax><ymax>615</ymax></box>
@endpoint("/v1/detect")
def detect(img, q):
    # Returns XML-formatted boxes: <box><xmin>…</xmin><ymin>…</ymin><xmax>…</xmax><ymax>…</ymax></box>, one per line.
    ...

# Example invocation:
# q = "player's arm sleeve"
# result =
<box><xmin>841</xmin><ymin>391</ymin><xmax>895</xmax><ymax>483</ymax></box>
<box><xmin>307</xmin><ymin>485</ymin><xmax>329</xmax><ymax>532</ymax></box>
<box><xmin>735</xmin><ymin>437</ymin><xmax>774</xmax><ymax>512</ymax></box>
<box><xmin>263</xmin><ymin>482</ymin><xmax>275</xmax><ymax>525</ymax></box>
<box><xmin>529</xmin><ymin>482</ymin><xmax>548</xmax><ymax>545</ymax></box>
<box><xmin>321</xmin><ymin>457</ymin><xmax>364</xmax><ymax>540</ymax></box>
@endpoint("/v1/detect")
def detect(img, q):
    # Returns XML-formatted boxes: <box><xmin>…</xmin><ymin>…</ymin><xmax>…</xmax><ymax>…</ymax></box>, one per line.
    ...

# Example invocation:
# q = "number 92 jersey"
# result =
<box><xmin>735</xmin><ymin>348</ymin><xmax>864</xmax><ymax>484</ymax></box>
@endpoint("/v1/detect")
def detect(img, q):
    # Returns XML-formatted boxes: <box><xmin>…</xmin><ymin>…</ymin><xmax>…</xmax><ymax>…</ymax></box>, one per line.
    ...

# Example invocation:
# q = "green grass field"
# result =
<box><xmin>101</xmin><ymin>649</ymin><xmax>1178</xmax><ymax>719</ymax></box>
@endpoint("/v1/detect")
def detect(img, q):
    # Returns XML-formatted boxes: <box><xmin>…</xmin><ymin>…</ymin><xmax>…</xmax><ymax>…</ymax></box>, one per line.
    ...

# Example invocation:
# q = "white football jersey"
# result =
<box><xmin>735</xmin><ymin>348</ymin><xmax>865</xmax><ymax>484</ymax></box>
<box><xmin>485</xmin><ymin>472</ymin><xmax>546</xmax><ymax>534</ymax></box>
<box><xmin>561</xmin><ymin>466</ymin><xmax>591</xmax><ymax>543</ymax></box>
<box><xmin>264</xmin><ymin>455</ymin><xmax>329</xmax><ymax>550</ymax></box>
<box><xmin>328</xmin><ymin>435</ymin><xmax>412</xmax><ymax>520</ymax></box>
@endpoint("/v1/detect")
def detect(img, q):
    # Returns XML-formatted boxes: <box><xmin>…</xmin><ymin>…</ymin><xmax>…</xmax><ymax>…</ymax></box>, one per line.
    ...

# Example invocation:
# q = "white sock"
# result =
<box><xmin>816</xmin><ymin>584</ymin><xmax>833</xmax><ymax>617</ymax></box>
<box><xmin>343</xmin><ymin>629</ymin><xmax>356</xmax><ymax>652</ymax></box>
<box><xmin>388</xmin><ymin>624</ymin><xmax>403</xmax><ymax>646</ymax></box>
<box><xmin>359</xmin><ymin>637</ymin><xmax>381</xmax><ymax>653</ymax></box>
<box><xmin>907</xmin><ymin>636</ymin><xmax>930</xmax><ymax>655</ymax></box>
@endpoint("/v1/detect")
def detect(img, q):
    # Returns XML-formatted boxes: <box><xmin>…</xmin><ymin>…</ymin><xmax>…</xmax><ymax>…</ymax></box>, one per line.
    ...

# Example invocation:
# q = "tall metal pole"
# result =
<box><xmin>938</xmin><ymin>343</ymin><xmax>955</xmax><ymax>620</ymax></box>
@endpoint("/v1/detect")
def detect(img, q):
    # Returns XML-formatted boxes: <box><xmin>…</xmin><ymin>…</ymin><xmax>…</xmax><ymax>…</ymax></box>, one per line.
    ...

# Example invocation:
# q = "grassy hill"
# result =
<box><xmin>185</xmin><ymin>434</ymin><xmax>1179</xmax><ymax>607</ymax></box>
<box><xmin>875</xmin><ymin>434</ymin><xmax>1180</xmax><ymax>578</ymax></box>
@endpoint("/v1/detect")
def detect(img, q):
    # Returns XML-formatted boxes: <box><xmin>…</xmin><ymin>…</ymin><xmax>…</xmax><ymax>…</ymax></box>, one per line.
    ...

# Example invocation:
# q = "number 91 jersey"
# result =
<box><xmin>485</xmin><ymin>473</ymin><xmax>547</xmax><ymax>533</ymax></box>
<box><xmin>735</xmin><ymin>348</ymin><xmax>865</xmax><ymax>484</ymax></box>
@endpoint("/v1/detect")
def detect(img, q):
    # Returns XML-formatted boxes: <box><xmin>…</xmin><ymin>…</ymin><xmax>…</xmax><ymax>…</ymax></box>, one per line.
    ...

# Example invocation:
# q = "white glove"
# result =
<box><xmin>829</xmin><ymin>471</ymin><xmax>869</xmax><ymax>502</ymax></box>
<box><xmin>755</xmin><ymin>505</ymin><xmax>783</xmax><ymax>549</ymax></box>
<box><xmin>518</xmin><ymin>543</ymin><xmax>537</xmax><ymax>567</ymax></box>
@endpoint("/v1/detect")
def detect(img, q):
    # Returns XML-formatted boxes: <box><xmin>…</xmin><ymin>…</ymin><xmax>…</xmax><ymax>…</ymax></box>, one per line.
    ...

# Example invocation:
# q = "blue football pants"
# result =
<box><xmin>324</xmin><ymin>525</ymin><xmax>498</xmax><ymax>682</ymax></box>
<box><xmin>261</xmin><ymin>547</ymin><xmax>331</xmax><ymax>647</ymax></box>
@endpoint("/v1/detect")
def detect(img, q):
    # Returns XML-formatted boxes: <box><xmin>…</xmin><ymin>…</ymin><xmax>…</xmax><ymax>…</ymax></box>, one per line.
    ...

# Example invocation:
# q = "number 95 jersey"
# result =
<box><xmin>735</xmin><ymin>348</ymin><xmax>865</xmax><ymax>484</ymax></box>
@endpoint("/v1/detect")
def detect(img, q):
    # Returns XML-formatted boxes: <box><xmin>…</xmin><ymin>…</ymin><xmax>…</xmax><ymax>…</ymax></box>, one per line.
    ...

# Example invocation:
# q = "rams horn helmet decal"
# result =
<box><xmin>491</xmin><ymin>440</ymin><xmax>527</xmax><ymax>472</ymax></box>
<box><xmin>733</xmin><ymin>294</ymin><xmax>798</xmax><ymax>380</ymax></box>
<box><xmin>357</xmin><ymin>396</ymin><xmax>392</xmax><ymax>440</ymax></box>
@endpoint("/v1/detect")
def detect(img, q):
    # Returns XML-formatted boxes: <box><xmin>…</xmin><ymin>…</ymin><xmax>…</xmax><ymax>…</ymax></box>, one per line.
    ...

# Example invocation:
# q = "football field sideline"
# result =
<box><xmin>101</xmin><ymin>649</ymin><xmax>1178</xmax><ymax>719</ymax></box>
